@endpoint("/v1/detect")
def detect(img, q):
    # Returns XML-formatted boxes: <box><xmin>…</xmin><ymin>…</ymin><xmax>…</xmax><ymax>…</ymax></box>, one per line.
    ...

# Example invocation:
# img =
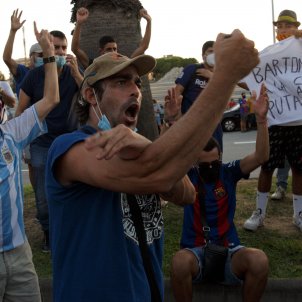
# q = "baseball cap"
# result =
<box><xmin>29</xmin><ymin>43</ymin><xmax>43</xmax><ymax>56</ymax></box>
<box><xmin>273</xmin><ymin>10</ymin><xmax>300</xmax><ymax>27</ymax></box>
<box><xmin>83</xmin><ymin>52</ymin><xmax>156</xmax><ymax>86</ymax></box>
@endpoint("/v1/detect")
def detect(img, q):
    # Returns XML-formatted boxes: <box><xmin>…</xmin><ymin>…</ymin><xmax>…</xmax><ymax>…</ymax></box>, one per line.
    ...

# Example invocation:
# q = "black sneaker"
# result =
<box><xmin>42</xmin><ymin>230</ymin><xmax>50</xmax><ymax>253</ymax></box>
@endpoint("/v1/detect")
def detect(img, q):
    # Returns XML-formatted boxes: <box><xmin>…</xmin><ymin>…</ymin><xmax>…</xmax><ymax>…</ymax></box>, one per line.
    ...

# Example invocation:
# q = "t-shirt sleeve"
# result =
<box><xmin>1</xmin><ymin>105</ymin><xmax>47</xmax><ymax>149</ymax></box>
<box><xmin>175</xmin><ymin>65</ymin><xmax>196</xmax><ymax>87</ymax></box>
<box><xmin>224</xmin><ymin>159</ymin><xmax>249</xmax><ymax>183</ymax></box>
<box><xmin>20</xmin><ymin>68</ymin><xmax>34</xmax><ymax>97</ymax></box>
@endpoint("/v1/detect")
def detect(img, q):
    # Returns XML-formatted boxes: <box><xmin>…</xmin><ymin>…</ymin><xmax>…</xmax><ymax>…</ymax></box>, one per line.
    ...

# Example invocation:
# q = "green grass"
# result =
<box><xmin>24</xmin><ymin>178</ymin><xmax>302</xmax><ymax>279</ymax></box>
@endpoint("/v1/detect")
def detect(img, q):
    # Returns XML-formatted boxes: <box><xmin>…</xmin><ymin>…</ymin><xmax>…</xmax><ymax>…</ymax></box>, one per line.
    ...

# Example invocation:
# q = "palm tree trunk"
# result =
<box><xmin>71</xmin><ymin>0</ymin><xmax>159</xmax><ymax>140</ymax></box>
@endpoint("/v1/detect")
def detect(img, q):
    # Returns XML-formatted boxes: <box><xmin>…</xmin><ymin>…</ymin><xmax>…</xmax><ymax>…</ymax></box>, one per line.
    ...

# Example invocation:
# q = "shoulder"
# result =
<box><xmin>48</xmin><ymin>127</ymin><xmax>95</xmax><ymax>163</ymax></box>
<box><xmin>223</xmin><ymin>160</ymin><xmax>249</xmax><ymax>180</ymax></box>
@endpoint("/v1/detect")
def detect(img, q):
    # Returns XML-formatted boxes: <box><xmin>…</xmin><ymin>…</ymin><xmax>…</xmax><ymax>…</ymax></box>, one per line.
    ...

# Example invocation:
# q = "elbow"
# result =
<box><xmin>257</xmin><ymin>153</ymin><xmax>269</xmax><ymax>166</ymax></box>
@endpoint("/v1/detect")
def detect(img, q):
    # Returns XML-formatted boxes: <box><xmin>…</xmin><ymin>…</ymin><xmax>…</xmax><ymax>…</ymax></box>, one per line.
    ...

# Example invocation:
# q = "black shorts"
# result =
<box><xmin>262</xmin><ymin>125</ymin><xmax>302</xmax><ymax>172</ymax></box>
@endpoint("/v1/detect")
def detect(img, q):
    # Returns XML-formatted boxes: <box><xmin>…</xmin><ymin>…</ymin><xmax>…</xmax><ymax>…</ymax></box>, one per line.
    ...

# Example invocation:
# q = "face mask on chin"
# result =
<box><xmin>91</xmin><ymin>89</ymin><xmax>112</xmax><ymax>131</ymax></box>
<box><xmin>276</xmin><ymin>33</ymin><xmax>292</xmax><ymax>41</ymax></box>
<box><xmin>198</xmin><ymin>160</ymin><xmax>221</xmax><ymax>183</ymax></box>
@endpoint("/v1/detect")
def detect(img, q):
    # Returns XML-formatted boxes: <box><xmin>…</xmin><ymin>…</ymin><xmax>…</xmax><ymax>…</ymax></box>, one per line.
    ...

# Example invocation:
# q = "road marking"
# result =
<box><xmin>234</xmin><ymin>141</ymin><xmax>256</xmax><ymax>144</ymax></box>
<box><xmin>22</xmin><ymin>169</ymin><xmax>29</xmax><ymax>172</ymax></box>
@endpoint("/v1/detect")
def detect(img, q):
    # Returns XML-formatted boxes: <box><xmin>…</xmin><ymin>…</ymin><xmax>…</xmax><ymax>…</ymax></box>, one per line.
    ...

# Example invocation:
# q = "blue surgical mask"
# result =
<box><xmin>91</xmin><ymin>89</ymin><xmax>112</xmax><ymax>131</ymax></box>
<box><xmin>34</xmin><ymin>57</ymin><xmax>44</xmax><ymax>68</ymax></box>
<box><xmin>55</xmin><ymin>56</ymin><xmax>66</xmax><ymax>68</ymax></box>
<box><xmin>98</xmin><ymin>114</ymin><xmax>111</xmax><ymax>131</ymax></box>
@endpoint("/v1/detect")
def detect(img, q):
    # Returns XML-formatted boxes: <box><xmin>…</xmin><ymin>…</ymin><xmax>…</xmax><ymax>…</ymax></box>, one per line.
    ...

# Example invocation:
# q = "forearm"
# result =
<box><xmin>139</xmin><ymin>20</ymin><xmax>151</xmax><ymax>51</ymax></box>
<box><xmin>254</xmin><ymin>119</ymin><xmax>269</xmax><ymax>164</ymax></box>
<box><xmin>71</xmin><ymin>23</ymin><xmax>81</xmax><ymax>54</ymax></box>
<box><xmin>0</xmin><ymin>90</ymin><xmax>16</xmax><ymax>108</ymax></box>
<box><xmin>160</xmin><ymin>175</ymin><xmax>196</xmax><ymax>206</ymax></box>
<box><xmin>3</xmin><ymin>30</ymin><xmax>18</xmax><ymax>74</ymax></box>
<box><xmin>72</xmin><ymin>71</ymin><xmax>84</xmax><ymax>88</ymax></box>
<box><xmin>41</xmin><ymin>60</ymin><xmax>59</xmax><ymax>116</ymax></box>
<box><xmin>139</xmin><ymin>71</ymin><xmax>237</xmax><ymax>182</ymax></box>
<box><xmin>71</xmin><ymin>24</ymin><xmax>89</xmax><ymax>68</ymax></box>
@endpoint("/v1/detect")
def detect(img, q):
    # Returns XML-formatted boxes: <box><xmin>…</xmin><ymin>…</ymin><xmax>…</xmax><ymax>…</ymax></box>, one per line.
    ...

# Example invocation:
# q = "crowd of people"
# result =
<box><xmin>0</xmin><ymin>3</ymin><xmax>301</xmax><ymax>302</ymax></box>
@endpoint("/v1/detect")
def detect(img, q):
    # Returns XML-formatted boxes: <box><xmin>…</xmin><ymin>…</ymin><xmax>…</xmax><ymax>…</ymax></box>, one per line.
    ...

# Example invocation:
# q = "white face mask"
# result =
<box><xmin>205</xmin><ymin>53</ymin><xmax>215</xmax><ymax>67</ymax></box>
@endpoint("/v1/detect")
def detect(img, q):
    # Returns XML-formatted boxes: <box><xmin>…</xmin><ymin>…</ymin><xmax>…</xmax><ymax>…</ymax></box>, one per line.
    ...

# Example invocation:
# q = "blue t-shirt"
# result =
<box><xmin>21</xmin><ymin>65</ymin><xmax>78</xmax><ymax>147</ymax></box>
<box><xmin>46</xmin><ymin>127</ymin><xmax>164</xmax><ymax>302</ymax></box>
<box><xmin>181</xmin><ymin>160</ymin><xmax>249</xmax><ymax>249</ymax></box>
<box><xmin>175</xmin><ymin>63</ymin><xmax>223</xmax><ymax>149</ymax></box>
<box><xmin>15</xmin><ymin>64</ymin><xmax>30</xmax><ymax>98</ymax></box>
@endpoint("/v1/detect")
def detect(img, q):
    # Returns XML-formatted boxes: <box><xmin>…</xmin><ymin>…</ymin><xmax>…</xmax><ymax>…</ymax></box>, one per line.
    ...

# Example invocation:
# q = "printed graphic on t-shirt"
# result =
<box><xmin>121</xmin><ymin>193</ymin><xmax>163</xmax><ymax>245</ymax></box>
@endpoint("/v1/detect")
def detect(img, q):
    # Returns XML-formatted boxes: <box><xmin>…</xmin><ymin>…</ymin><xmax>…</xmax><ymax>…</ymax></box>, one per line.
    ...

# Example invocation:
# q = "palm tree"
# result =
<box><xmin>70</xmin><ymin>0</ymin><xmax>159</xmax><ymax>140</ymax></box>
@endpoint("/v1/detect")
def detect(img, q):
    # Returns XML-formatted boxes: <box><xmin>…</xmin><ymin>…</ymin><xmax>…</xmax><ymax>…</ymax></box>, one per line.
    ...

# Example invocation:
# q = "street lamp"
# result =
<box><xmin>271</xmin><ymin>0</ymin><xmax>276</xmax><ymax>43</ymax></box>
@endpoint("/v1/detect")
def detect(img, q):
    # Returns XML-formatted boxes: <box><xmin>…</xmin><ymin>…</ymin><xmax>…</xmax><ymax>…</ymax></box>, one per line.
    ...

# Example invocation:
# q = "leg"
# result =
<box><xmin>244</xmin><ymin>168</ymin><xmax>274</xmax><ymax>231</ymax></box>
<box><xmin>30</xmin><ymin>144</ymin><xmax>50</xmax><ymax>251</ymax></box>
<box><xmin>257</xmin><ymin>168</ymin><xmax>273</xmax><ymax>193</ymax></box>
<box><xmin>171</xmin><ymin>249</ymin><xmax>199</xmax><ymax>302</ymax></box>
<box><xmin>276</xmin><ymin>158</ymin><xmax>290</xmax><ymax>190</ymax></box>
<box><xmin>231</xmin><ymin>248</ymin><xmax>268</xmax><ymax>302</ymax></box>
<box><xmin>4</xmin><ymin>241</ymin><xmax>41</xmax><ymax>302</ymax></box>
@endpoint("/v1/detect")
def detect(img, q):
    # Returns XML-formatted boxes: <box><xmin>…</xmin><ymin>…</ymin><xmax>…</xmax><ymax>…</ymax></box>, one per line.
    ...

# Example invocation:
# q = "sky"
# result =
<box><xmin>0</xmin><ymin>0</ymin><xmax>300</xmax><ymax>78</ymax></box>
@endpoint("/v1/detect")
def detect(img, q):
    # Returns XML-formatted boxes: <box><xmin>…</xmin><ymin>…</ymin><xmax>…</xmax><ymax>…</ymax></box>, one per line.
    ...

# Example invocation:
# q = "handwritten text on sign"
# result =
<box><xmin>244</xmin><ymin>37</ymin><xmax>302</xmax><ymax>126</ymax></box>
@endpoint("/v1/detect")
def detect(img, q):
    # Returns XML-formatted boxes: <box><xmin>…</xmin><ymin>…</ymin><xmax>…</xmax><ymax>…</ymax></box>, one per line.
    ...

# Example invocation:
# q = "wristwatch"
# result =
<box><xmin>43</xmin><ymin>56</ymin><xmax>56</xmax><ymax>64</ymax></box>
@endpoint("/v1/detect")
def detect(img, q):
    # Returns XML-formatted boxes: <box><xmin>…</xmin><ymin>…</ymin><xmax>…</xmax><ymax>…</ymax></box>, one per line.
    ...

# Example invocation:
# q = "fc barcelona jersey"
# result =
<box><xmin>180</xmin><ymin>160</ymin><xmax>249</xmax><ymax>249</ymax></box>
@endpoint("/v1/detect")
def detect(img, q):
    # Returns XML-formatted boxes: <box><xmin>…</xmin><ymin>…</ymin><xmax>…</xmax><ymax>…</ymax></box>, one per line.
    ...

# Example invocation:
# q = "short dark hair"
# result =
<box><xmin>202</xmin><ymin>41</ymin><xmax>215</xmax><ymax>55</ymax></box>
<box><xmin>203</xmin><ymin>137</ymin><xmax>221</xmax><ymax>155</ymax></box>
<box><xmin>99</xmin><ymin>36</ymin><xmax>116</xmax><ymax>49</ymax></box>
<box><xmin>50</xmin><ymin>30</ymin><xmax>67</xmax><ymax>40</ymax></box>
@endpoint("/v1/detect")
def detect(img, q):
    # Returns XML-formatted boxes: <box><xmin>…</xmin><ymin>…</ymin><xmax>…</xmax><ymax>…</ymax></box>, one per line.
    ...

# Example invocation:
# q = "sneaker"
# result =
<box><xmin>243</xmin><ymin>209</ymin><xmax>264</xmax><ymax>231</ymax></box>
<box><xmin>293</xmin><ymin>212</ymin><xmax>302</xmax><ymax>232</ymax></box>
<box><xmin>271</xmin><ymin>186</ymin><xmax>286</xmax><ymax>200</ymax></box>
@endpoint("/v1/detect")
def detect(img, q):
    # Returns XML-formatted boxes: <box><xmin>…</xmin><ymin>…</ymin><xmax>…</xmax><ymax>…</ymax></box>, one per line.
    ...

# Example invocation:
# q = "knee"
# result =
<box><xmin>171</xmin><ymin>250</ymin><xmax>197</xmax><ymax>280</ymax></box>
<box><xmin>246</xmin><ymin>248</ymin><xmax>269</xmax><ymax>279</ymax></box>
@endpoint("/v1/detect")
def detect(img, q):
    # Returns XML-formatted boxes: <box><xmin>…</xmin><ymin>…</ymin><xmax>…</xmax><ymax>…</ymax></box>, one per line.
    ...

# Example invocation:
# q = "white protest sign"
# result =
<box><xmin>244</xmin><ymin>37</ymin><xmax>302</xmax><ymax>126</ymax></box>
<box><xmin>0</xmin><ymin>81</ymin><xmax>15</xmax><ymax>98</ymax></box>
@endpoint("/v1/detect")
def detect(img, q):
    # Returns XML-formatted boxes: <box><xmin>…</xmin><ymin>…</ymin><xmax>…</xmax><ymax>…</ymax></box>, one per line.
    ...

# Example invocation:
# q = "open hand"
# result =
<box><xmin>252</xmin><ymin>84</ymin><xmax>269</xmax><ymax>123</ymax></box>
<box><xmin>11</xmin><ymin>9</ymin><xmax>26</xmax><ymax>32</ymax></box>
<box><xmin>164</xmin><ymin>87</ymin><xmax>182</xmax><ymax>124</ymax></box>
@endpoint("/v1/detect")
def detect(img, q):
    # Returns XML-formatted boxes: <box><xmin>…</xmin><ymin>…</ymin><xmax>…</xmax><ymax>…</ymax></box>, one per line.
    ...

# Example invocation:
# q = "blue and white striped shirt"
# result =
<box><xmin>0</xmin><ymin>106</ymin><xmax>46</xmax><ymax>252</ymax></box>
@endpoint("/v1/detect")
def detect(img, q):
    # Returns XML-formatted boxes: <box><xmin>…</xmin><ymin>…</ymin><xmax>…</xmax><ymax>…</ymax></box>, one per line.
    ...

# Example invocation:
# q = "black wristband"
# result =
<box><xmin>43</xmin><ymin>56</ymin><xmax>56</xmax><ymax>64</ymax></box>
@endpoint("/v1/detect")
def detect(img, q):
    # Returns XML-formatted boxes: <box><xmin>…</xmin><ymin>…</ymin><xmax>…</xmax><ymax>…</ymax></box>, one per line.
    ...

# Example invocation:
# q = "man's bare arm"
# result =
<box><xmin>240</xmin><ymin>85</ymin><xmax>269</xmax><ymax>174</ymax></box>
<box><xmin>131</xmin><ymin>9</ymin><xmax>152</xmax><ymax>58</ymax></box>
<box><xmin>71</xmin><ymin>7</ymin><xmax>90</xmax><ymax>69</ymax></box>
<box><xmin>3</xmin><ymin>9</ymin><xmax>26</xmax><ymax>76</ymax></box>
<box><xmin>33</xmin><ymin>24</ymin><xmax>59</xmax><ymax>122</ymax></box>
